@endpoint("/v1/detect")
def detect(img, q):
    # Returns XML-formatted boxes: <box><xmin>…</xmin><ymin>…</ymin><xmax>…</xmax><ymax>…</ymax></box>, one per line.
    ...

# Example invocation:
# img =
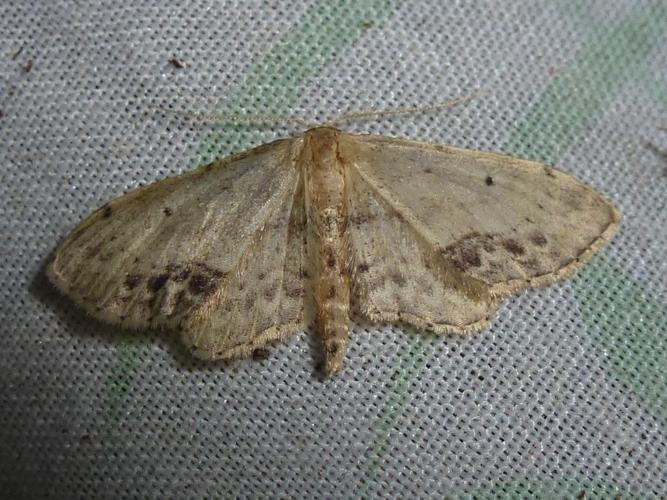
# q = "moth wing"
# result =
<box><xmin>345</xmin><ymin>134</ymin><xmax>620</xmax><ymax>293</ymax></box>
<box><xmin>345</xmin><ymin>163</ymin><xmax>497</xmax><ymax>332</ymax></box>
<box><xmin>48</xmin><ymin>137</ymin><xmax>307</xmax><ymax>359</ymax></box>
<box><xmin>182</xmin><ymin>164</ymin><xmax>308</xmax><ymax>360</ymax></box>
<box><xmin>341</xmin><ymin>133</ymin><xmax>620</xmax><ymax>332</ymax></box>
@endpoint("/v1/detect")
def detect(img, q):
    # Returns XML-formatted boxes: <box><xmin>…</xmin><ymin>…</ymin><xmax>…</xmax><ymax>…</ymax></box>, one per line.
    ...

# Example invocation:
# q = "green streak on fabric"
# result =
<box><xmin>640</xmin><ymin>70</ymin><xmax>667</xmax><ymax>110</ymax></box>
<box><xmin>504</xmin><ymin>1</ymin><xmax>667</xmax><ymax>162</ymax></box>
<box><xmin>573</xmin><ymin>256</ymin><xmax>667</xmax><ymax>423</ymax></box>
<box><xmin>360</xmin><ymin>0</ymin><xmax>667</xmax><ymax>490</ymax></box>
<box><xmin>358</xmin><ymin>334</ymin><xmax>433</xmax><ymax>498</ymax></box>
<box><xmin>102</xmin><ymin>1</ymin><xmax>399</xmax><ymax>422</ymax></box>
<box><xmin>103</xmin><ymin>336</ymin><xmax>143</xmax><ymax>424</ymax></box>
<box><xmin>506</xmin><ymin>0</ymin><xmax>667</xmax><ymax>423</ymax></box>
<box><xmin>554</xmin><ymin>0</ymin><xmax>596</xmax><ymax>27</ymax></box>
<box><xmin>194</xmin><ymin>0</ymin><xmax>399</xmax><ymax>166</ymax></box>
<box><xmin>451</xmin><ymin>477</ymin><xmax>634</xmax><ymax>499</ymax></box>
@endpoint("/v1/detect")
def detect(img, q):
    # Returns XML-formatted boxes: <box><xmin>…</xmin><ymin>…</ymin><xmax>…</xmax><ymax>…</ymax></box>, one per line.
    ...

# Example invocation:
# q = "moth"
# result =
<box><xmin>48</xmin><ymin>125</ymin><xmax>620</xmax><ymax>374</ymax></box>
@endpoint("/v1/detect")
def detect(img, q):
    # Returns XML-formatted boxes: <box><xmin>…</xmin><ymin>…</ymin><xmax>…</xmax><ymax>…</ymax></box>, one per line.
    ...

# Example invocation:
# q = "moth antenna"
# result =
<box><xmin>150</xmin><ymin>106</ymin><xmax>317</xmax><ymax>129</ymax></box>
<box><xmin>324</xmin><ymin>91</ymin><xmax>484</xmax><ymax>127</ymax></box>
<box><xmin>151</xmin><ymin>91</ymin><xmax>482</xmax><ymax>130</ymax></box>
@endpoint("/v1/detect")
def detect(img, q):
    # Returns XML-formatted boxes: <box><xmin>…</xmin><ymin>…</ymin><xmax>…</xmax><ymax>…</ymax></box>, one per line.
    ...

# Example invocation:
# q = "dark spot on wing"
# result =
<box><xmin>357</xmin><ymin>263</ymin><xmax>370</xmax><ymax>273</ymax></box>
<box><xmin>529</xmin><ymin>231</ymin><xmax>548</xmax><ymax>247</ymax></box>
<box><xmin>544</xmin><ymin>166</ymin><xmax>556</xmax><ymax>178</ymax></box>
<box><xmin>245</xmin><ymin>294</ymin><xmax>255</xmax><ymax>311</ymax></box>
<box><xmin>390</xmin><ymin>272</ymin><xmax>406</xmax><ymax>286</ymax></box>
<box><xmin>252</xmin><ymin>348</ymin><xmax>270</xmax><ymax>361</ymax></box>
<box><xmin>173</xmin><ymin>268</ymin><xmax>190</xmax><ymax>282</ymax></box>
<box><xmin>502</xmin><ymin>239</ymin><xmax>525</xmax><ymax>256</ymax></box>
<box><xmin>485</xmin><ymin>176</ymin><xmax>494</xmax><ymax>186</ymax></box>
<box><xmin>442</xmin><ymin>233</ymin><xmax>485</xmax><ymax>271</ymax></box>
<box><xmin>327</xmin><ymin>253</ymin><xmax>336</xmax><ymax>268</ymax></box>
<box><xmin>258</xmin><ymin>272</ymin><xmax>266</xmax><ymax>281</ymax></box>
<box><xmin>392</xmin><ymin>210</ymin><xmax>405</xmax><ymax>222</ymax></box>
<box><xmin>205</xmin><ymin>164</ymin><xmax>213</xmax><ymax>172</ymax></box>
<box><xmin>124</xmin><ymin>273</ymin><xmax>143</xmax><ymax>290</ymax></box>
<box><xmin>327</xmin><ymin>286</ymin><xmax>336</xmax><ymax>299</ymax></box>
<box><xmin>350</xmin><ymin>212</ymin><xmax>376</xmax><ymax>226</ymax></box>
<box><xmin>192</xmin><ymin>262</ymin><xmax>225</xmax><ymax>278</ymax></box>
<box><xmin>461</xmin><ymin>247</ymin><xmax>482</xmax><ymax>268</ymax></box>
<box><xmin>163</xmin><ymin>207</ymin><xmax>173</xmax><ymax>216</ymax></box>
<box><xmin>140</xmin><ymin>262</ymin><xmax>228</xmax><ymax>300</ymax></box>
<box><xmin>423</xmin><ymin>168</ymin><xmax>433</xmax><ymax>174</ymax></box>
<box><xmin>286</xmin><ymin>287</ymin><xmax>304</xmax><ymax>298</ymax></box>
<box><xmin>147</xmin><ymin>273</ymin><xmax>169</xmax><ymax>292</ymax></box>
<box><xmin>264</xmin><ymin>286</ymin><xmax>276</xmax><ymax>301</ymax></box>
<box><xmin>189</xmin><ymin>274</ymin><xmax>218</xmax><ymax>296</ymax></box>
<box><xmin>102</xmin><ymin>205</ymin><xmax>112</xmax><ymax>218</ymax></box>
<box><xmin>185</xmin><ymin>262</ymin><xmax>226</xmax><ymax>296</ymax></box>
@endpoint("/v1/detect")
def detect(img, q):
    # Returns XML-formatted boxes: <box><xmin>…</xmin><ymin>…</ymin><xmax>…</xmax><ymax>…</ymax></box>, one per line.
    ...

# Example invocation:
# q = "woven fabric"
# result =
<box><xmin>1</xmin><ymin>0</ymin><xmax>666</xmax><ymax>498</ymax></box>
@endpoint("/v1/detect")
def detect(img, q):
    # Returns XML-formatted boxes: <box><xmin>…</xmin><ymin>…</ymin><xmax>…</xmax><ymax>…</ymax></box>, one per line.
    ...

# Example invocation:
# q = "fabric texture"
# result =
<box><xmin>1</xmin><ymin>0</ymin><xmax>665</xmax><ymax>498</ymax></box>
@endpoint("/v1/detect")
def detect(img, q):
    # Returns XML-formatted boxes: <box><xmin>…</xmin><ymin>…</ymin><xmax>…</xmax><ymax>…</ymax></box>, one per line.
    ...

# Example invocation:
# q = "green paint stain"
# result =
<box><xmin>194</xmin><ymin>0</ymin><xmax>400</xmax><ymax>166</ymax></box>
<box><xmin>640</xmin><ymin>70</ymin><xmax>667</xmax><ymax>110</ymax></box>
<box><xmin>554</xmin><ymin>0</ymin><xmax>596</xmax><ymax>26</ymax></box>
<box><xmin>573</xmin><ymin>256</ymin><xmax>667</xmax><ymax>423</ymax></box>
<box><xmin>505</xmin><ymin>0</ymin><xmax>667</xmax><ymax>423</ymax></box>
<box><xmin>505</xmin><ymin>1</ymin><xmax>667</xmax><ymax>162</ymax></box>
<box><xmin>103</xmin><ymin>336</ymin><xmax>143</xmax><ymax>423</ymax></box>
<box><xmin>359</xmin><ymin>333</ymin><xmax>433</xmax><ymax>498</ymax></box>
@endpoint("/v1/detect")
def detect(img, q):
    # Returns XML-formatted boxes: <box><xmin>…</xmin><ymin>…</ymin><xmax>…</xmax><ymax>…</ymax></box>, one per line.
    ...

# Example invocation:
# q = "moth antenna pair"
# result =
<box><xmin>151</xmin><ymin>90</ymin><xmax>483</xmax><ymax>129</ymax></box>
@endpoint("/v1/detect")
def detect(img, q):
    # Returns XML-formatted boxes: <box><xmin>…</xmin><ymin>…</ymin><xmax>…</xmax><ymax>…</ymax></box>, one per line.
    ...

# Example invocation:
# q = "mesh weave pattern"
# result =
<box><xmin>1</xmin><ymin>0</ymin><xmax>666</xmax><ymax>498</ymax></box>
